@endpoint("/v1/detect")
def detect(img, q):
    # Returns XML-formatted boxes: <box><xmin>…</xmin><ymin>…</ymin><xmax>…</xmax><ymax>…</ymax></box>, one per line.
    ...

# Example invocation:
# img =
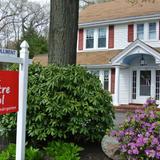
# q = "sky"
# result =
<box><xmin>29</xmin><ymin>0</ymin><xmax>49</xmax><ymax>5</ymax></box>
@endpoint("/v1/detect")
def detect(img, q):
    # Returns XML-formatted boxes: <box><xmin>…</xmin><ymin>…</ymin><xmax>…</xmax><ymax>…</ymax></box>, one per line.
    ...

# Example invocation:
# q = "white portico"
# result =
<box><xmin>111</xmin><ymin>40</ymin><xmax>160</xmax><ymax>106</ymax></box>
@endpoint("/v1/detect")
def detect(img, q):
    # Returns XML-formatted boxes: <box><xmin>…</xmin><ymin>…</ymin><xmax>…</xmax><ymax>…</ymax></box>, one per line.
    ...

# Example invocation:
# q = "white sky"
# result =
<box><xmin>29</xmin><ymin>0</ymin><xmax>49</xmax><ymax>5</ymax></box>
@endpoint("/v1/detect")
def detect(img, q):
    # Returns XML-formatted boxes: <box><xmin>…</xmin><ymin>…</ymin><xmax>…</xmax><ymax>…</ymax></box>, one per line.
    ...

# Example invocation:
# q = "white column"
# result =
<box><xmin>114</xmin><ymin>66</ymin><xmax>120</xmax><ymax>106</ymax></box>
<box><xmin>16</xmin><ymin>41</ymin><xmax>29</xmax><ymax>160</ymax></box>
<box><xmin>99</xmin><ymin>69</ymin><xmax>104</xmax><ymax>89</ymax></box>
<box><xmin>108</xmin><ymin>69</ymin><xmax>111</xmax><ymax>92</ymax></box>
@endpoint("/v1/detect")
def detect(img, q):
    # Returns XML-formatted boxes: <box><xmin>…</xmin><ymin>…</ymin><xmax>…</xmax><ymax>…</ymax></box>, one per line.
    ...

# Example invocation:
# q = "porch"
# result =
<box><xmin>111</xmin><ymin>40</ymin><xmax>160</xmax><ymax>106</ymax></box>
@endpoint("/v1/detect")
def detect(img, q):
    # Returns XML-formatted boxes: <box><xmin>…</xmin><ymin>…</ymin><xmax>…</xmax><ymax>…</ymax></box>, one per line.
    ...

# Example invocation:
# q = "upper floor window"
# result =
<box><xmin>137</xmin><ymin>24</ymin><xmax>144</xmax><ymax>40</ymax></box>
<box><xmin>86</xmin><ymin>29</ymin><xmax>94</xmax><ymax>49</ymax></box>
<box><xmin>98</xmin><ymin>28</ymin><xmax>106</xmax><ymax>48</ymax></box>
<box><xmin>149</xmin><ymin>22</ymin><xmax>156</xmax><ymax>40</ymax></box>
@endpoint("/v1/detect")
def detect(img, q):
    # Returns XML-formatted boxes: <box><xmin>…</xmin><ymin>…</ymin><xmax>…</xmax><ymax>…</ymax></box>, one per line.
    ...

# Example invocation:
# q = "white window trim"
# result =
<box><xmin>84</xmin><ymin>27</ymin><xmax>108</xmax><ymax>51</ymax></box>
<box><xmin>147</xmin><ymin>22</ymin><xmax>158</xmax><ymax>41</ymax></box>
<box><xmin>135</xmin><ymin>21</ymin><xmax>159</xmax><ymax>42</ymax></box>
<box><xmin>97</xmin><ymin>27</ymin><xmax>107</xmax><ymax>49</ymax></box>
<box><xmin>136</xmin><ymin>23</ymin><xmax>145</xmax><ymax>40</ymax></box>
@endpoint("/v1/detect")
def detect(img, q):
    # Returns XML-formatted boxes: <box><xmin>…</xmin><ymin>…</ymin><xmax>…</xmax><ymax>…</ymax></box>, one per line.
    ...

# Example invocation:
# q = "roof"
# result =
<box><xmin>79</xmin><ymin>0</ymin><xmax>160</xmax><ymax>24</ymax></box>
<box><xmin>33</xmin><ymin>50</ymin><xmax>122</xmax><ymax>66</ymax></box>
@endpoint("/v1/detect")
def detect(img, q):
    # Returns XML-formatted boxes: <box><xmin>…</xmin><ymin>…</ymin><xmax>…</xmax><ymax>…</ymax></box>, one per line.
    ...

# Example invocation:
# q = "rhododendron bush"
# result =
<box><xmin>111</xmin><ymin>101</ymin><xmax>160</xmax><ymax>159</ymax></box>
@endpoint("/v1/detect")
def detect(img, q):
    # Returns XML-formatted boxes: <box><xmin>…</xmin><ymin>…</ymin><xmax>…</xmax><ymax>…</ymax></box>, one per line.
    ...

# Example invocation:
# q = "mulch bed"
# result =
<box><xmin>80</xmin><ymin>142</ymin><xmax>111</xmax><ymax>160</ymax></box>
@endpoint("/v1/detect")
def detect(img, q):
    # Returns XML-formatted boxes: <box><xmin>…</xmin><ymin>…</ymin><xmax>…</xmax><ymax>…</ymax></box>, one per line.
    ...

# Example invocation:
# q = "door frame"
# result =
<box><xmin>130</xmin><ymin>66</ymin><xmax>156</xmax><ymax>104</ymax></box>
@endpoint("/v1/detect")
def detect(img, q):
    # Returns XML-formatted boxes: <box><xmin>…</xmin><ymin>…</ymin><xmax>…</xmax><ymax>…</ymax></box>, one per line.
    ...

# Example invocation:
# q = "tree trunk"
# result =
<box><xmin>48</xmin><ymin>0</ymin><xmax>79</xmax><ymax>65</ymax></box>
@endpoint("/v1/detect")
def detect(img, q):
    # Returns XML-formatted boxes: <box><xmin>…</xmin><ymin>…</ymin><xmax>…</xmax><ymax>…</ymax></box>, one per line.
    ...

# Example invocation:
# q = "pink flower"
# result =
<box><xmin>145</xmin><ymin>149</ymin><xmax>156</xmax><ymax>158</ymax></box>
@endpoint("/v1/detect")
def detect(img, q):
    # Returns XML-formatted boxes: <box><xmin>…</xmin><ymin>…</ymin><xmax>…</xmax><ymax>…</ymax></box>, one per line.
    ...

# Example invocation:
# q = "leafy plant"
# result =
<box><xmin>111</xmin><ymin>108</ymin><xmax>160</xmax><ymax>160</ymax></box>
<box><xmin>0</xmin><ymin>64</ymin><xmax>114</xmax><ymax>143</ymax></box>
<box><xmin>0</xmin><ymin>144</ymin><xmax>15</xmax><ymax>160</ymax></box>
<box><xmin>25</xmin><ymin>146</ymin><xmax>42</xmax><ymax>160</ymax></box>
<box><xmin>44</xmin><ymin>141</ymin><xmax>82</xmax><ymax>160</ymax></box>
<box><xmin>0</xmin><ymin>144</ymin><xmax>42</xmax><ymax>160</ymax></box>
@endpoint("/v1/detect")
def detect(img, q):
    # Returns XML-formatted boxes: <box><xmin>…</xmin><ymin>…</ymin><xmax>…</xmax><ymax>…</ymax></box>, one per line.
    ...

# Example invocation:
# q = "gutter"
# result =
<box><xmin>81</xmin><ymin>64</ymin><xmax>112</xmax><ymax>69</ymax></box>
<box><xmin>79</xmin><ymin>13</ymin><xmax>160</xmax><ymax>28</ymax></box>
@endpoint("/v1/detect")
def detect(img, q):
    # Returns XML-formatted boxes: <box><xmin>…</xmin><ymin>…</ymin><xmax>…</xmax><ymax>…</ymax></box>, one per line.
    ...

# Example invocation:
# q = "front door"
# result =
<box><xmin>132</xmin><ymin>69</ymin><xmax>155</xmax><ymax>104</ymax></box>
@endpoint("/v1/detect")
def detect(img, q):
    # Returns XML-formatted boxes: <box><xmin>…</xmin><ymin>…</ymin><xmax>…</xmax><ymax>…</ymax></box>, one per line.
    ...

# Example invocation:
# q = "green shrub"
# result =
<box><xmin>0</xmin><ymin>64</ymin><xmax>114</xmax><ymax>142</ymax></box>
<box><xmin>0</xmin><ymin>144</ymin><xmax>42</xmax><ymax>160</ymax></box>
<box><xmin>0</xmin><ymin>144</ymin><xmax>15</xmax><ymax>160</ymax></box>
<box><xmin>44</xmin><ymin>141</ymin><xmax>82</xmax><ymax>160</ymax></box>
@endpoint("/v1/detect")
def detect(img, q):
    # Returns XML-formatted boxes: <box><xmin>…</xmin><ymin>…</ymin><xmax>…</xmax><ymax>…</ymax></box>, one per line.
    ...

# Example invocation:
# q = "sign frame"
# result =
<box><xmin>0</xmin><ymin>41</ymin><xmax>32</xmax><ymax>160</ymax></box>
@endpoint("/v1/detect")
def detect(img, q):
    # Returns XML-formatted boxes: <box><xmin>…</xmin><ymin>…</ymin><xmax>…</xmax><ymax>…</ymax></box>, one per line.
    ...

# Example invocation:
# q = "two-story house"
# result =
<box><xmin>34</xmin><ymin>0</ymin><xmax>160</xmax><ymax>106</ymax></box>
<box><xmin>77</xmin><ymin>0</ymin><xmax>160</xmax><ymax>106</ymax></box>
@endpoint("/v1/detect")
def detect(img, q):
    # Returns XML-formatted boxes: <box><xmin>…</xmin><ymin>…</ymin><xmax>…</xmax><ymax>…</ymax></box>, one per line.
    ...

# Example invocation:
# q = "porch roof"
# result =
<box><xmin>33</xmin><ymin>45</ymin><xmax>160</xmax><ymax>66</ymax></box>
<box><xmin>111</xmin><ymin>40</ymin><xmax>160</xmax><ymax>65</ymax></box>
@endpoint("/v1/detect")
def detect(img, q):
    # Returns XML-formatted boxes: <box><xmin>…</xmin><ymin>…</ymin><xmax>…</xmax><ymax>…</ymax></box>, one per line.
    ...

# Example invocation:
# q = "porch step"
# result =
<box><xmin>114</xmin><ymin>104</ymin><xmax>160</xmax><ymax>112</ymax></box>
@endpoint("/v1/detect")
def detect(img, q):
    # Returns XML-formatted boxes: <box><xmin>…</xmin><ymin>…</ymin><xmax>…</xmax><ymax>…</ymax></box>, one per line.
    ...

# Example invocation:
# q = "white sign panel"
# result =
<box><xmin>0</xmin><ymin>48</ymin><xmax>17</xmax><ymax>57</ymax></box>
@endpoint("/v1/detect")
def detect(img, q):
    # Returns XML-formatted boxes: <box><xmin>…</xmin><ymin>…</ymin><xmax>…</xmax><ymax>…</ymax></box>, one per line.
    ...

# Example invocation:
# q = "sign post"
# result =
<box><xmin>16</xmin><ymin>41</ymin><xmax>30</xmax><ymax>160</ymax></box>
<box><xmin>0</xmin><ymin>41</ymin><xmax>31</xmax><ymax>160</ymax></box>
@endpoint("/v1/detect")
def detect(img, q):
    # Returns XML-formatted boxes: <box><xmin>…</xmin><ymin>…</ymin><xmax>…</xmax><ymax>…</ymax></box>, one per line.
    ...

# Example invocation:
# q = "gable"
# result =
<box><xmin>111</xmin><ymin>40</ymin><xmax>160</xmax><ymax>65</ymax></box>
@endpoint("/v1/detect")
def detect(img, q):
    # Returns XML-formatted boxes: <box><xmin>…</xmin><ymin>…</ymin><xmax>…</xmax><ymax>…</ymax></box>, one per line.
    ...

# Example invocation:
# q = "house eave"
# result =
<box><xmin>81</xmin><ymin>64</ymin><xmax>112</xmax><ymax>69</ymax></box>
<box><xmin>79</xmin><ymin>13</ymin><xmax>160</xmax><ymax>28</ymax></box>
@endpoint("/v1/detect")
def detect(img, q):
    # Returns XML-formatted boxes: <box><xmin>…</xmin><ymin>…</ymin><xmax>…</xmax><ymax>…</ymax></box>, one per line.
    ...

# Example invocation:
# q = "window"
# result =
<box><xmin>137</xmin><ymin>24</ymin><xmax>144</xmax><ymax>40</ymax></box>
<box><xmin>104</xmin><ymin>71</ymin><xmax>109</xmax><ymax>90</ymax></box>
<box><xmin>86</xmin><ymin>29</ymin><xmax>94</xmax><ymax>49</ymax></box>
<box><xmin>90</xmin><ymin>70</ymin><xmax>99</xmax><ymax>77</ymax></box>
<box><xmin>98</xmin><ymin>28</ymin><xmax>106</xmax><ymax>48</ymax></box>
<box><xmin>149</xmin><ymin>22</ymin><xmax>156</xmax><ymax>40</ymax></box>
<box><xmin>132</xmin><ymin>71</ymin><xmax>137</xmax><ymax>99</ymax></box>
<box><xmin>140</xmin><ymin>71</ymin><xmax>151</xmax><ymax>96</ymax></box>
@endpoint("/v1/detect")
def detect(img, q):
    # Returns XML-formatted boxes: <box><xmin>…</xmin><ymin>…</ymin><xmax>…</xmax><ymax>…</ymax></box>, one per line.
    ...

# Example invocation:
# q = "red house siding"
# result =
<box><xmin>108</xmin><ymin>25</ymin><xmax>114</xmax><ymax>48</ymax></box>
<box><xmin>111</xmin><ymin>68</ymin><xmax>115</xmax><ymax>94</ymax></box>
<box><xmin>78</xmin><ymin>29</ymin><xmax>84</xmax><ymax>50</ymax></box>
<box><xmin>128</xmin><ymin>24</ymin><xmax>134</xmax><ymax>42</ymax></box>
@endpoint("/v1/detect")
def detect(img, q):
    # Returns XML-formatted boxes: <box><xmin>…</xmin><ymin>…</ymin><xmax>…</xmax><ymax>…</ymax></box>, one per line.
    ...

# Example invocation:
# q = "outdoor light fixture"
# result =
<box><xmin>140</xmin><ymin>54</ymin><xmax>145</xmax><ymax>66</ymax></box>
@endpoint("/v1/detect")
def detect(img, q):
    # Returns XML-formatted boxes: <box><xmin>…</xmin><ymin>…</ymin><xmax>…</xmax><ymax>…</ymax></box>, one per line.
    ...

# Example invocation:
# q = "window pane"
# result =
<box><xmin>140</xmin><ymin>71</ymin><xmax>151</xmax><ymax>96</ymax></box>
<box><xmin>137</xmin><ymin>24</ymin><xmax>144</xmax><ymax>40</ymax></box>
<box><xmin>86</xmin><ymin>29</ymin><xmax>94</xmax><ymax>48</ymax></box>
<box><xmin>149</xmin><ymin>23</ymin><xmax>156</xmax><ymax>40</ymax></box>
<box><xmin>104</xmin><ymin>71</ymin><xmax>109</xmax><ymax>90</ymax></box>
<box><xmin>98</xmin><ymin>28</ymin><xmax>106</xmax><ymax>48</ymax></box>
<box><xmin>132</xmin><ymin>71</ymin><xmax>137</xmax><ymax>99</ymax></box>
<box><xmin>90</xmin><ymin>70</ymin><xmax>99</xmax><ymax>77</ymax></box>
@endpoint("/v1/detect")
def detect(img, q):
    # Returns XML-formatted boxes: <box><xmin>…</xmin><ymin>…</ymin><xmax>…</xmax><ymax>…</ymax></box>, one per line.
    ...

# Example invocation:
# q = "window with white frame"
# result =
<box><xmin>86</xmin><ymin>29</ymin><xmax>94</xmax><ymax>49</ymax></box>
<box><xmin>98</xmin><ymin>28</ymin><xmax>106</xmax><ymax>48</ymax></box>
<box><xmin>90</xmin><ymin>70</ymin><xmax>99</xmax><ymax>77</ymax></box>
<box><xmin>104</xmin><ymin>70</ymin><xmax>109</xmax><ymax>90</ymax></box>
<box><xmin>149</xmin><ymin>22</ymin><xmax>156</xmax><ymax>40</ymax></box>
<box><xmin>137</xmin><ymin>24</ymin><xmax>144</xmax><ymax>40</ymax></box>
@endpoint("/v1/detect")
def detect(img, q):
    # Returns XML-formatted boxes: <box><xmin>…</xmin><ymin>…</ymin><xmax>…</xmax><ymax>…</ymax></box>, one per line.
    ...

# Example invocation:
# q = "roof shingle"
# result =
<box><xmin>79</xmin><ymin>0</ymin><xmax>160</xmax><ymax>24</ymax></box>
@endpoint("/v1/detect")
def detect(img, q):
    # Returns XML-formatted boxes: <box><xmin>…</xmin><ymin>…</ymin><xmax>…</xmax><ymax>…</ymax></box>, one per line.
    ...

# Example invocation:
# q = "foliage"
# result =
<box><xmin>0</xmin><ymin>144</ymin><xmax>42</xmax><ymax>160</ymax></box>
<box><xmin>0</xmin><ymin>64</ymin><xmax>114</xmax><ymax>143</ymax></box>
<box><xmin>44</xmin><ymin>141</ymin><xmax>82</xmax><ymax>160</ymax></box>
<box><xmin>111</xmin><ymin>106</ymin><xmax>160</xmax><ymax>159</ymax></box>
<box><xmin>22</xmin><ymin>28</ymin><xmax>48</xmax><ymax>58</ymax></box>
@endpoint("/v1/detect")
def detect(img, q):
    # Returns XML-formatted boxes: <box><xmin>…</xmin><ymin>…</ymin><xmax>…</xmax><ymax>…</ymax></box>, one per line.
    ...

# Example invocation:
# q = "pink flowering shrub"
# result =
<box><xmin>143</xmin><ymin>97</ymin><xmax>157</xmax><ymax>109</ymax></box>
<box><xmin>111</xmin><ymin>109</ymin><xmax>160</xmax><ymax>160</ymax></box>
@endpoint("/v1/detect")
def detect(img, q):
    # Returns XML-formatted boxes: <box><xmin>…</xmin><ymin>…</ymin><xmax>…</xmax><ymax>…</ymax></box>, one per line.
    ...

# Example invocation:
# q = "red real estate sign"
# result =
<box><xmin>0</xmin><ymin>70</ymin><xmax>19</xmax><ymax>114</ymax></box>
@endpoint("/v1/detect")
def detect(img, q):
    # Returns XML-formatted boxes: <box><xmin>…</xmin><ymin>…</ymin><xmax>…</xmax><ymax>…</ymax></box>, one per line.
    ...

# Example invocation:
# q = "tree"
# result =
<box><xmin>48</xmin><ymin>0</ymin><xmax>79</xmax><ymax>65</ymax></box>
<box><xmin>22</xmin><ymin>28</ymin><xmax>48</xmax><ymax>58</ymax></box>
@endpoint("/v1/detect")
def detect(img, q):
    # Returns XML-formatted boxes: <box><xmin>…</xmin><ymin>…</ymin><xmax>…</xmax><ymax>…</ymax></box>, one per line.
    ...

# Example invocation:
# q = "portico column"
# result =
<box><xmin>99</xmin><ymin>69</ymin><xmax>104</xmax><ymax>89</ymax></box>
<box><xmin>114</xmin><ymin>66</ymin><xmax>120</xmax><ymax>106</ymax></box>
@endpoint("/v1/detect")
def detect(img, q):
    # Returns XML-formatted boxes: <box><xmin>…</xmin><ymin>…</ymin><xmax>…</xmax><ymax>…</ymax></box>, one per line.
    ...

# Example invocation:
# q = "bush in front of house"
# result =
<box><xmin>111</xmin><ymin>106</ymin><xmax>160</xmax><ymax>159</ymax></box>
<box><xmin>0</xmin><ymin>144</ymin><xmax>42</xmax><ymax>160</ymax></box>
<box><xmin>0</xmin><ymin>63</ymin><xmax>114</xmax><ymax>143</ymax></box>
<box><xmin>0</xmin><ymin>142</ymin><xmax>82</xmax><ymax>160</ymax></box>
<box><xmin>44</xmin><ymin>141</ymin><xmax>82</xmax><ymax>160</ymax></box>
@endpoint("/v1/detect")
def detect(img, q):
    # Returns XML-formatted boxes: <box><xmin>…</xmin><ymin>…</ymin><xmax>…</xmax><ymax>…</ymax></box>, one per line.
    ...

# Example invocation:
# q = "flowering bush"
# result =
<box><xmin>111</xmin><ymin>109</ymin><xmax>160</xmax><ymax>160</ymax></box>
<box><xmin>143</xmin><ymin>97</ymin><xmax>157</xmax><ymax>109</ymax></box>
